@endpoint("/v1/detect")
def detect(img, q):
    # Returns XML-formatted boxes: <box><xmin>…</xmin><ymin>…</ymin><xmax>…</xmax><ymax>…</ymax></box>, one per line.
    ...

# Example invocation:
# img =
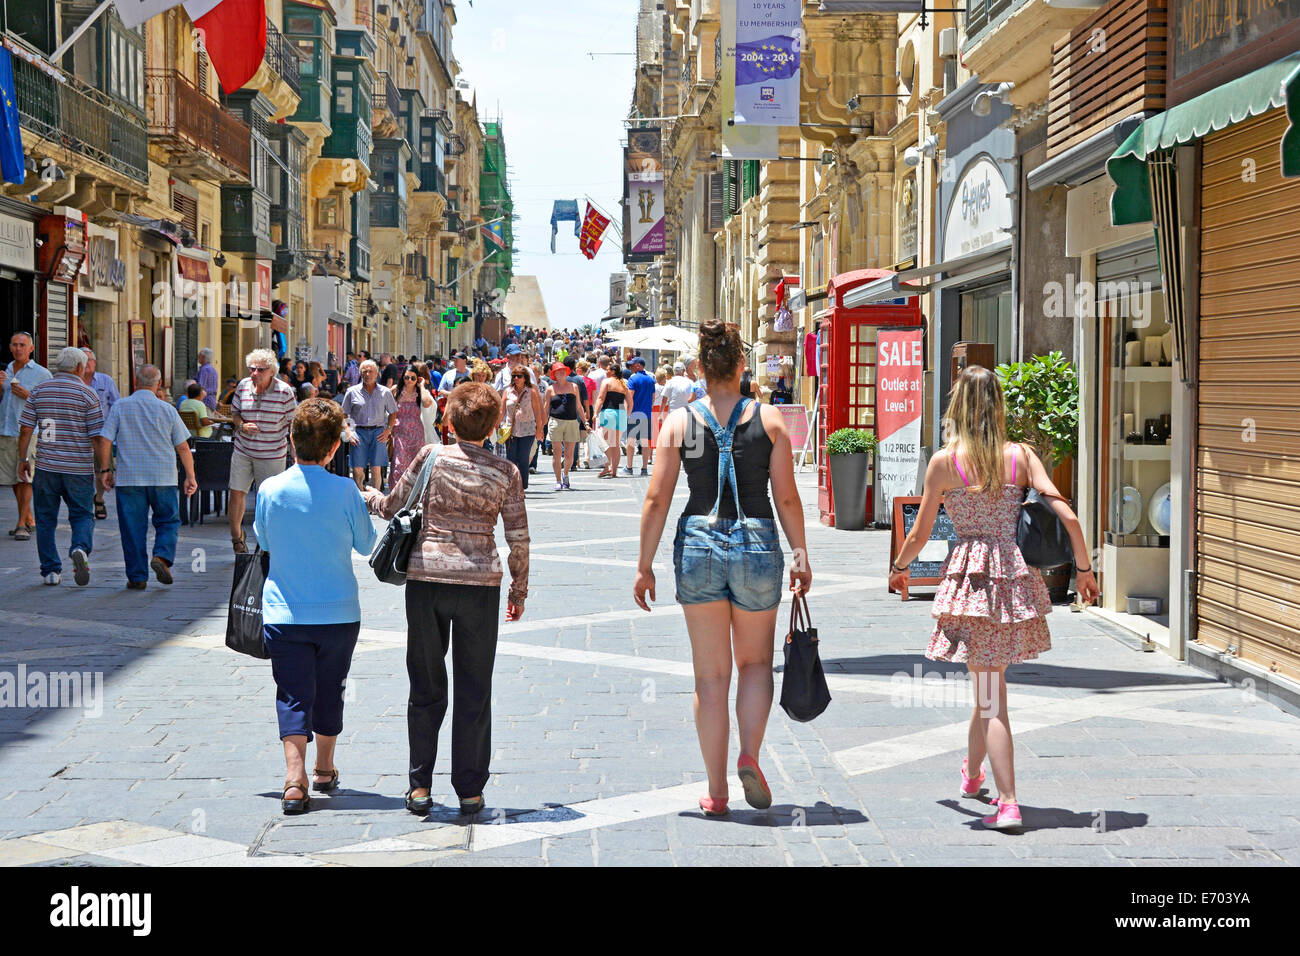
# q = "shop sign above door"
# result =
<box><xmin>0</xmin><ymin>214</ymin><xmax>35</xmax><ymax>273</ymax></box>
<box><xmin>943</xmin><ymin>157</ymin><xmax>1012</xmax><ymax>262</ymax></box>
<box><xmin>1174</xmin><ymin>0</ymin><xmax>1300</xmax><ymax>79</ymax></box>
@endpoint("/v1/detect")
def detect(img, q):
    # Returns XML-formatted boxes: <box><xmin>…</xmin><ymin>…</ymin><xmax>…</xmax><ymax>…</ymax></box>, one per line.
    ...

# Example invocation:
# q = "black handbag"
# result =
<box><xmin>226</xmin><ymin>546</ymin><xmax>270</xmax><ymax>659</ymax></box>
<box><xmin>369</xmin><ymin>446</ymin><xmax>439</xmax><ymax>585</ymax></box>
<box><xmin>779</xmin><ymin>593</ymin><xmax>831</xmax><ymax>722</ymax></box>
<box><xmin>1017</xmin><ymin>487</ymin><xmax>1074</xmax><ymax>569</ymax></box>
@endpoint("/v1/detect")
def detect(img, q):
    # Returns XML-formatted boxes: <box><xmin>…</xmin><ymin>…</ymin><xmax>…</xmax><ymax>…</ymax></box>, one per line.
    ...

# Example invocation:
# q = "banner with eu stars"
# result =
<box><xmin>732</xmin><ymin>0</ymin><xmax>802</xmax><ymax>127</ymax></box>
<box><xmin>0</xmin><ymin>46</ymin><xmax>27</xmax><ymax>186</ymax></box>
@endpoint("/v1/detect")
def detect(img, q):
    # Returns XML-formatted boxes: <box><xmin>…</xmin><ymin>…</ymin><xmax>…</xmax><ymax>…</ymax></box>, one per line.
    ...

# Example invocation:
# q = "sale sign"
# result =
<box><xmin>874</xmin><ymin>328</ymin><xmax>924</xmax><ymax>523</ymax></box>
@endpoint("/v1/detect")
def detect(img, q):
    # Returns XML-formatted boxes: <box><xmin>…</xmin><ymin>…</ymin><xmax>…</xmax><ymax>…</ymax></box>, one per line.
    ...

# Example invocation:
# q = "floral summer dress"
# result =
<box><xmin>925</xmin><ymin>450</ymin><xmax>1052</xmax><ymax>667</ymax></box>
<box><xmin>390</xmin><ymin>392</ymin><xmax>428</xmax><ymax>486</ymax></box>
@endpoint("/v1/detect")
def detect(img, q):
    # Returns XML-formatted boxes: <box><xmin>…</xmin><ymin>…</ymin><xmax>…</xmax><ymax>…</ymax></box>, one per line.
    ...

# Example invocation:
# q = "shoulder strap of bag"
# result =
<box><xmin>403</xmin><ymin>446</ymin><xmax>440</xmax><ymax>513</ymax></box>
<box><xmin>1018</xmin><ymin>443</ymin><xmax>1068</xmax><ymax>504</ymax></box>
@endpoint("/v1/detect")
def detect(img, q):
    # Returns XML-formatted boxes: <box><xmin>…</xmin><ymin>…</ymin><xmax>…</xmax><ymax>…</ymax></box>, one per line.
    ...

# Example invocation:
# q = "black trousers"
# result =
<box><xmin>405</xmin><ymin>579</ymin><xmax>501</xmax><ymax>797</ymax></box>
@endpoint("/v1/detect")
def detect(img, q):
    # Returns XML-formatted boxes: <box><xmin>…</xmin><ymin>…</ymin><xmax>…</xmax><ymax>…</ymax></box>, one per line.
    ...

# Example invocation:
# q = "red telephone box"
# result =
<box><xmin>817</xmin><ymin>269</ymin><xmax>922</xmax><ymax>527</ymax></box>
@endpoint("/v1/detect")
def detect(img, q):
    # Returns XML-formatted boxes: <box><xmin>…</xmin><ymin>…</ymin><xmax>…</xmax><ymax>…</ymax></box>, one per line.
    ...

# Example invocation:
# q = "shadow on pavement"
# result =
<box><xmin>680</xmin><ymin>800</ymin><xmax>868</xmax><ymax>827</ymax></box>
<box><xmin>817</xmin><ymin>653</ymin><xmax>1221</xmax><ymax>692</ymax></box>
<box><xmin>938</xmin><ymin>797</ymin><xmax>1150</xmax><ymax>833</ymax></box>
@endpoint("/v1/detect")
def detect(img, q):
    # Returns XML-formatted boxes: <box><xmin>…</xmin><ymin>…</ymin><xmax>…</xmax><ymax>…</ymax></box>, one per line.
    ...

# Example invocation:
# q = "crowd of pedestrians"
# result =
<box><xmin>0</xmin><ymin>319</ymin><xmax>1099</xmax><ymax>832</ymax></box>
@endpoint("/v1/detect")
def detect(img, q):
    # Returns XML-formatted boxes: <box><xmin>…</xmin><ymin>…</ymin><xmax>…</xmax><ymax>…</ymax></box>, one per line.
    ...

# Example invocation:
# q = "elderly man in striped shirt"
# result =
<box><xmin>17</xmin><ymin>348</ymin><xmax>108</xmax><ymax>586</ymax></box>
<box><xmin>229</xmin><ymin>348</ymin><xmax>297</xmax><ymax>553</ymax></box>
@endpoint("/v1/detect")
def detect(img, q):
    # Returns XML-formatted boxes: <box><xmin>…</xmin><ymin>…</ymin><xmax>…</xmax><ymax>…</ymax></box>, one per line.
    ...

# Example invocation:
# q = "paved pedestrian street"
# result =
<box><xmin>1</xmin><ymin>463</ymin><xmax>1298</xmax><ymax>868</ymax></box>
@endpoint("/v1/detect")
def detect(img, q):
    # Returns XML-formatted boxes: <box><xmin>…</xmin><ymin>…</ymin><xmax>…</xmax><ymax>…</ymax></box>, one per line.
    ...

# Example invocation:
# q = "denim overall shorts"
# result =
<box><xmin>673</xmin><ymin>398</ymin><xmax>784</xmax><ymax>612</ymax></box>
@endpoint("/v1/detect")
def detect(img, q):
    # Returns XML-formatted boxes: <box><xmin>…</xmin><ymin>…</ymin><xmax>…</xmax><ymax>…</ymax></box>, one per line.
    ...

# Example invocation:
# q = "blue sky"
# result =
<box><xmin>453</xmin><ymin>0</ymin><xmax>636</xmax><ymax>330</ymax></box>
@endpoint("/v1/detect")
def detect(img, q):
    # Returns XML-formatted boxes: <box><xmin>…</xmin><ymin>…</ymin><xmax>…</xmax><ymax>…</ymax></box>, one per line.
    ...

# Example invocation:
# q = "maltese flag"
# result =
<box><xmin>115</xmin><ymin>0</ymin><xmax>266</xmax><ymax>92</ymax></box>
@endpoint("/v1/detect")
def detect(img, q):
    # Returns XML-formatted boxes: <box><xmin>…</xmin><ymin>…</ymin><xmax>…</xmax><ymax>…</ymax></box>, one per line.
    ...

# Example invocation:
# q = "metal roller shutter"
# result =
<box><xmin>1196</xmin><ymin>108</ymin><xmax>1300</xmax><ymax>683</ymax></box>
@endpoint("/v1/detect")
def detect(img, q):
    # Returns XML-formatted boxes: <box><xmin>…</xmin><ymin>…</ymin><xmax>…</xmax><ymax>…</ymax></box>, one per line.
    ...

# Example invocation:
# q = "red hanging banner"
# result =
<box><xmin>578</xmin><ymin>203</ymin><xmax>611</xmax><ymax>260</ymax></box>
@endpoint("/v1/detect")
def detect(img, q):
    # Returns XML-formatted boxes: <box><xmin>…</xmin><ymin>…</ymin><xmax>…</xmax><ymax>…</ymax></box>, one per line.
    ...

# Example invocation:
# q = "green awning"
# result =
<box><xmin>1108</xmin><ymin>51</ymin><xmax>1300</xmax><ymax>225</ymax></box>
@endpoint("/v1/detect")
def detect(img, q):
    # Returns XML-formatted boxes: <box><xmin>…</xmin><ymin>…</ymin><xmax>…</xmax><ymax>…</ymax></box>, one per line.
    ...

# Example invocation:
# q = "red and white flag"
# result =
<box><xmin>185</xmin><ymin>0</ymin><xmax>267</xmax><ymax>93</ymax></box>
<box><xmin>578</xmin><ymin>203</ymin><xmax>611</xmax><ymax>260</ymax></box>
<box><xmin>113</xmin><ymin>0</ymin><xmax>266</xmax><ymax>91</ymax></box>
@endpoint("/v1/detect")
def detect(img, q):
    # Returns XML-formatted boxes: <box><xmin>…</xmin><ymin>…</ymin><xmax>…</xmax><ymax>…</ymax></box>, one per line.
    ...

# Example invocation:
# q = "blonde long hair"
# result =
<box><xmin>943</xmin><ymin>365</ymin><xmax>1010</xmax><ymax>495</ymax></box>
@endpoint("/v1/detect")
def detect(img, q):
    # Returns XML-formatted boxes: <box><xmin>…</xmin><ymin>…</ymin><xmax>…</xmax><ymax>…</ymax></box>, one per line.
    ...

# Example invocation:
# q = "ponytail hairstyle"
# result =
<box><xmin>943</xmin><ymin>365</ymin><xmax>1009</xmax><ymax>496</ymax></box>
<box><xmin>698</xmin><ymin>320</ymin><xmax>744</xmax><ymax>384</ymax></box>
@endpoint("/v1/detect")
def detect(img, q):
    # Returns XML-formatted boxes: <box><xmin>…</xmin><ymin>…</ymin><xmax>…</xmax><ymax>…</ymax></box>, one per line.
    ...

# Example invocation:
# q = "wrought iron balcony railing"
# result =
<box><xmin>373</xmin><ymin>70</ymin><xmax>399</xmax><ymax>120</ymax></box>
<box><xmin>264</xmin><ymin>19</ymin><xmax>303</xmax><ymax>96</ymax></box>
<box><xmin>146</xmin><ymin>69</ymin><xmax>252</xmax><ymax>180</ymax></box>
<box><xmin>10</xmin><ymin>50</ymin><xmax>148</xmax><ymax>184</ymax></box>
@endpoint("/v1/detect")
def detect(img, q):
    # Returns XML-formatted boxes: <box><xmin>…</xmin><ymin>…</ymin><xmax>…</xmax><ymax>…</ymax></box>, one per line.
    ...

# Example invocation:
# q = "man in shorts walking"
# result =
<box><xmin>229</xmin><ymin>348</ymin><xmax>296</xmax><ymax>552</ymax></box>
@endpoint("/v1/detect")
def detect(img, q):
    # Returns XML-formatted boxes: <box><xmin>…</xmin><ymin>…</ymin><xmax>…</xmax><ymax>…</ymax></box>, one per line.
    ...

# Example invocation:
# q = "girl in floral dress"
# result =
<box><xmin>888</xmin><ymin>366</ymin><xmax>1099</xmax><ymax>831</ymax></box>
<box><xmin>390</xmin><ymin>364</ymin><xmax>435</xmax><ymax>486</ymax></box>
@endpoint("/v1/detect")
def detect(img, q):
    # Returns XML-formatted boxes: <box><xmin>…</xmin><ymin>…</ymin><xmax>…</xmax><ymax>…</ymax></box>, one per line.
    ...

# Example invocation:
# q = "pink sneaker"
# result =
<box><xmin>960</xmin><ymin>758</ymin><xmax>985</xmax><ymax>799</ymax></box>
<box><xmin>981</xmin><ymin>800</ymin><xmax>1022</xmax><ymax>831</ymax></box>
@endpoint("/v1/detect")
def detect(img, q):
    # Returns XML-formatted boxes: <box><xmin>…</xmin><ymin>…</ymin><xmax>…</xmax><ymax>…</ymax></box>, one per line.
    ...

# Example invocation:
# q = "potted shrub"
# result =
<box><xmin>995</xmin><ymin>351</ymin><xmax>1079</xmax><ymax>601</ymax></box>
<box><xmin>826</xmin><ymin>427</ymin><xmax>878</xmax><ymax>531</ymax></box>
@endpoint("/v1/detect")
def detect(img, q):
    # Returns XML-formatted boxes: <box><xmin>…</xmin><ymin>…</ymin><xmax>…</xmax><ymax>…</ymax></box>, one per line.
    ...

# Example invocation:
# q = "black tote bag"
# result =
<box><xmin>779</xmin><ymin>593</ymin><xmax>831</xmax><ymax>722</ymax></box>
<box><xmin>370</xmin><ymin>446</ymin><xmax>439</xmax><ymax>585</ymax></box>
<box><xmin>226</xmin><ymin>547</ymin><xmax>270</xmax><ymax>659</ymax></box>
<box><xmin>1016</xmin><ymin>488</ymin><xmax>1074</xmax><ymax>569</ymax></box>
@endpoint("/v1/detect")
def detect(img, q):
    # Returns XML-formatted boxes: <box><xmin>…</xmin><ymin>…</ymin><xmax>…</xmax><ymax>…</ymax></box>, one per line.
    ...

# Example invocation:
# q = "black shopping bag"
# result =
<box><xmin>226</xmin><ymin>547</ymin><xmax>270</xmax><ymax>659</ymax></box>
<box><xmin>779</xmin><ymin>592</ymin><xmax>830</xmax><ymax>722</ymax></box>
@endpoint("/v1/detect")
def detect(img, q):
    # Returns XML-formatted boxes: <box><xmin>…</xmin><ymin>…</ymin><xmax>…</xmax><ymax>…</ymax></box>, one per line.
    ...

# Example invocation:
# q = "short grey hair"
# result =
<box><xmin>135</xmin><ymin>364</ymin><xmax>162</xmax><ymax>388</ymax></box>
<box><xmin>199</xmin><ymin>348</ymin><xmax>214</xmax><ymax>362</ymax></box>
<box><xmin>360</xmin><ymin>359</ymin><xmax>379</xmax><ymax>374</ymax></box>
<box><xmin>245</xmin><ymin>348</ymin><xmax>276</xmax><ymax>371</ymax></box>
<box><xmin>55</xmin><ymin>347</ymin><xmax>87</xmax><ymax>372</ymax></box>
<box><xmin>9</xmin><ymin>331</ymin><xmax>34</xmax><ymax>346</ymax></box>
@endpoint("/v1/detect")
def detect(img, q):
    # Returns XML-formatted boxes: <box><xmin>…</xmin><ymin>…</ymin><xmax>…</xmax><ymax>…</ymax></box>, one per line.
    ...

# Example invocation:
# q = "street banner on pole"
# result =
<box><xmin>733</xmin><ymin>0</ymin><xmax>802</xmax><ymax>128</ymax></box>
<box><xmin>874</xmin><ymin>328</ymin><xmax>924</xmax><ymax>525</ymax></box>
<box><xmin>624</xmin><ymin>128</ymin><xmax>664</xmax><ymax>261</ymax></box>
<box><xmin>579</xmin><ymin>203</ymin><xmax>611</xmax><ymax>260</ymax></box>
<box><xmin>720</xmin><ymin>0</ymin><xmax>779</xmax><ymax>158</ymax></box>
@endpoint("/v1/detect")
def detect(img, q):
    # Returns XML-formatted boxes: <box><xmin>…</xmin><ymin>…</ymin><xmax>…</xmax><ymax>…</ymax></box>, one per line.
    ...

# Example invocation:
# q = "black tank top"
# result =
<box><xmin>681</xmin><ymin>406</ymin><xmax>774</xmax><ymax>520</ymax></box>
<box><xmin>603</xmin><ymin>389</ymin><xmax>626</xmax><ymax>410</ymax></box>
<box><xmin>550</xmin><ymin>391</ymin><xmax>578</xmax><ymax>420</ymax></box>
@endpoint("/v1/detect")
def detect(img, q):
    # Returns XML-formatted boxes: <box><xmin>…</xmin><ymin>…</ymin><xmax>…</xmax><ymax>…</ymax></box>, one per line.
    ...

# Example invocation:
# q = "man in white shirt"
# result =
<box><xmin>662</xmin><ymin>361</ymin><xmax>697</xmax><ymax>411</ymax></box>
<box><xmin>493</xmin><ymin>344</ymin><xmax>537</xmax><ymax>391</ymax></box>
<box><xmin>588</xmin><ymin>354</ymin><xmax>609</xmax><ymax>393</ymax></box>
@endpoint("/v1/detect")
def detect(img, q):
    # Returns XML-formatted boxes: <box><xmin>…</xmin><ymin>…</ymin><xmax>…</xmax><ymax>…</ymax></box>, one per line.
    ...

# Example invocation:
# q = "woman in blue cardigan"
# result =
<box><xmin>255</xmin><ymin>398</ymin><xmax>379</xmax><ymax>814</ymax></box>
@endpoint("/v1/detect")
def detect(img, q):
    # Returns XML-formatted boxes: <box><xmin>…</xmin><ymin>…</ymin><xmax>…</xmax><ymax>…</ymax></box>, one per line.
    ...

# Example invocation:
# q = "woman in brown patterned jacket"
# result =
<box><xmin>363</xmin><ymin>382</ymin><xmax>529</xmax><ymax>817</ymax></box>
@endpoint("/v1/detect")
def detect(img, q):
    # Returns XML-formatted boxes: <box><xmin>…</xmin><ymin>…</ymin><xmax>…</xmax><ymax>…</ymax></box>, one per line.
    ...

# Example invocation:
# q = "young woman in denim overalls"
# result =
<box><xmin>635</xmin><ymin>321</ymin><xmax>812</xmax><ymax>816</ymax></box>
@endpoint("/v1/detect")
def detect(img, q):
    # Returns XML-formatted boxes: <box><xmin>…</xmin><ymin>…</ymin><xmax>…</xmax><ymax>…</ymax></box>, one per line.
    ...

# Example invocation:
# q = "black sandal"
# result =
<box><xmin>282</xmin><ymin>780</ymin><xmax>310</xmax><ymax>815</ymax></box>
<box><xmin>405</xmin><ymin>790</ymin><xmax>434</xmax><ymax>815</ymax></box>
<box><xmin>458</xmin><ymin>794</ymin><xmax>484</xmax><ymax>816</ymax></box>
<box><xmin>311</xmin><ymin>767</ymin><xmax>339</xmax><ymax>793</ymax></box>
<box><xmin>94</xmin><ymin>501</ymin><xmax>107</xmax><ymax>520</ymax></box>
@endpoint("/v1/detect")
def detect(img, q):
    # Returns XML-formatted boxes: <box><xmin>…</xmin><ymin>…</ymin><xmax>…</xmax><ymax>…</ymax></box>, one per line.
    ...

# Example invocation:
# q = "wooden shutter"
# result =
<box><xmin>172</xmin><ymin>189</ymin><xmax>199</xmax><ymax>235</ymax></box>
<box><xmin>44</xmin><ymin>283</ymin><xmax>69</xmax><ymax>367</ymax></box>
<box><xmin>742</xmin><ymin>160</ymin><xmax>760</xmax><ymax>202</ymax></box>
<box><xmin>1195</xmin><ymin>108</ymin><xmax>1300</xmax><ymax>684</ymax></box>
<box><xmin>197</xmin><ymin>49</ymin><xmax>209</xmax><ymax>95</ymax></box>
<box><xmin>707</xmin><ymin>171</ymin><xmax>723</xmax><ymax>230</ymax></box>
<box><xmin>724</xmin><ymin>159</ymin><xmax>739</xmax><ymax>219</ymax></box>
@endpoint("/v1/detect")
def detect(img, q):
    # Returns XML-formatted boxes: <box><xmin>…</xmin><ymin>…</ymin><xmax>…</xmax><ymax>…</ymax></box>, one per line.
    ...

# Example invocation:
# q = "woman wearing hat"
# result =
<box><xmin>543</xmin><ymin>361</ymin><xmax>582</xmax><ymax>491</ymax></box>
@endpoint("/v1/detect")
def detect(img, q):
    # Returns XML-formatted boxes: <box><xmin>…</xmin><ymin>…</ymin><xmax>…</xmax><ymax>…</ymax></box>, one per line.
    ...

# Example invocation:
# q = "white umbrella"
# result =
<box><xmin>608</xmin><ymin>325</ymin><xmax>699</xmax><ymax>353</ymax></box>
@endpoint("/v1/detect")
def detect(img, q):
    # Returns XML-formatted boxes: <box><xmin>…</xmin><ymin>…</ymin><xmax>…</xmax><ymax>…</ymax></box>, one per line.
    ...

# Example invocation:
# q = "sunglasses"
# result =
<box><xmin>248</xmin><ymin>366</ymin><xmax>270</xmax><ymax>373</ymax></box>
<box><xmin>512</xmin><ymin>373</ymin><xmax>525</xmax><ymax>379</ymax></box>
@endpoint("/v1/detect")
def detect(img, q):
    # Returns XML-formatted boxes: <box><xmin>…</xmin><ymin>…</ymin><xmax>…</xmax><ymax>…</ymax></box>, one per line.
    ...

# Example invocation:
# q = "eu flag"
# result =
<box><xmin>0</xmin><ymin>47</ymin><xmax>26</xmax><ymax>186</ymax></box>
<box><xmin>735</xmin><ymin>35</ymin><xmax>800</xmax><ymax>87</ymax></box>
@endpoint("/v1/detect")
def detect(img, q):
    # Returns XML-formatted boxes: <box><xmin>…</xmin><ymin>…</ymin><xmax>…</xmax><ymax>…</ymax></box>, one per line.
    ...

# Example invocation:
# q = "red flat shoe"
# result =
<box><xmin>699</xmin><ymin>796</ymin><xmax>728</xmax><ymax>816</ymax></box>
<box><xmin>737</xmin><ymin>753</ymin><xmax>772</xmax><ymax>810</ymax></box>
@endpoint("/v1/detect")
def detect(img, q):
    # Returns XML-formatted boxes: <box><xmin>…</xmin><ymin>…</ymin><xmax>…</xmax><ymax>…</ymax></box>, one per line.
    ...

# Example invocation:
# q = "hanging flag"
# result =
<box><xmin>481</xmin><ymin>221</ymin><xmax>506</xmax><ymax>250</ymax></box>
<box><xmin>578</xmin><ymin>203</ymin><xmax>611</xmax><ymax>260</ymax></box>
<box><xmin>114</xmin><ymin>0</ymin><xmax>189</xmax><ymax>29</ymax></box>
<box><xmin>184</xmin><ymin>0</ymin><xmax>267</xmax><ymax>93</ymax></box>
<box><xmin>733</xmin><ymin>0</ymin><xmax>802</xmax><ymax>127</ymax></box>
<box><xmin>549</xmin><ymin>199</ymin><xmax>581</xmax><ymax>253</ymax></box>
<box><xmin>0</xmin><ymin>46</ymin><xmax>26</xmax><ymax>186</ymax></box>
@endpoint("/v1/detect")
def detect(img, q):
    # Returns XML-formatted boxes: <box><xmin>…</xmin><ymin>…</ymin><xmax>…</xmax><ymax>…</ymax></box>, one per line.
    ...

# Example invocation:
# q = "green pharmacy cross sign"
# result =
<box><xmin>440</xmin><ymin>306</ymin><xmax>473</xmax><ymax>329</ymax></box>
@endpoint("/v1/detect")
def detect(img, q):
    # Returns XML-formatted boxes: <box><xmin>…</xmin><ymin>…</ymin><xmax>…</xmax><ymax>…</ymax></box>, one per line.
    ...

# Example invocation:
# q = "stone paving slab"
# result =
<box><xmin>0</xmin><ymin>464</ymin><xmax>1298</xmax><ymax>865</ymax></box>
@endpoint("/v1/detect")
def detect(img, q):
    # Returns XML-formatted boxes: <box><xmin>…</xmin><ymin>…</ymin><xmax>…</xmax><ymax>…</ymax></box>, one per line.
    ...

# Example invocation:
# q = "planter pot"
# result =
<box><xmin>829</xmin><ymin>452</ymin><xmax>871</xmax><ymax>531</ymax></box>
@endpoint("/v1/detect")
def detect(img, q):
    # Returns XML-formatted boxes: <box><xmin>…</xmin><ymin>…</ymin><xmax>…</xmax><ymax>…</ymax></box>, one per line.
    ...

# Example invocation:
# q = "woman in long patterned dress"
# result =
<box><xmin>390</xmin><ymin>362</ymin><xmax>435</xmax><ymax>486</ymax></box>
<box><xmin>888</xmin><ymin>366</ymin><xmax>1099</xmax><ymax>832</ymax></box>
